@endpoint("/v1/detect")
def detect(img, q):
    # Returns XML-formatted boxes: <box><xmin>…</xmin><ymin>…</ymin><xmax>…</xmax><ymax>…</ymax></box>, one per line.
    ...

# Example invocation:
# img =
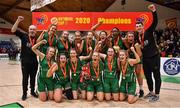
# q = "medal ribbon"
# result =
<box><xmin>60</xmin><ymin>38</ymin><xmax>68</xmax><ymax>51</ymax></box>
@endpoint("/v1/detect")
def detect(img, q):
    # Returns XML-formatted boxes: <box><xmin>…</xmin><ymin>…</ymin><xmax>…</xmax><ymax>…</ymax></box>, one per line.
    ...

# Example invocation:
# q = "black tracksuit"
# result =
<box><xmin>140</xmin><ymin>11</ymin><xmax>161</xmax><ymax>94</ymax></box>
<box><xmin>14</xmin><ymin>30</ymin><xmax>38</xmax><ymax>95</ymax></box>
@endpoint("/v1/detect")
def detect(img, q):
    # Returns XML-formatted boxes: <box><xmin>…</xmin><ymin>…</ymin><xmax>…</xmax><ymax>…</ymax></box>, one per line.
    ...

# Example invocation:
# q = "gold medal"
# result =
<box><xmin>74</xmin><ymin>73</ymin><xmax>76</xmax><ymax>76</ymax></box>
<box><xmin>97</xmin><ymin>78</ymin><xmax>99</xmax><ymax>81</ymax></box>
<box><xmin>123</xmin><ymin>76</ymin><xmax>125</xmax><ymax>79</ymax></box>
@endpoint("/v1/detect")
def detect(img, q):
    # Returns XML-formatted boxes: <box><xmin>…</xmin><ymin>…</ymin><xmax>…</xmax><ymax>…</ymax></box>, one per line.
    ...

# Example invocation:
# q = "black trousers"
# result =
<box><xmin>21</xmin><ymin>62</ymin><xmax>38</xmax><ymax>94</ymax></box>
<box><xmin>143</xmin><ymin>54</ymin><xmax>161</xmax><ymax>94</ymax></box>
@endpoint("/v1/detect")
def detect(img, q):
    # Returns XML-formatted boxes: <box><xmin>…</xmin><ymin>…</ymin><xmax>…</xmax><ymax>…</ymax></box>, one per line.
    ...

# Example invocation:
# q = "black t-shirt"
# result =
<box><xmin>14</xmin><ymin>30</ymin><xmax>38</xmax><ymax>64</ymax></box>
<box><xmin>141</xmin><ymin>11</ymin><xmax>159</xmax><ymax>58</ymax></box>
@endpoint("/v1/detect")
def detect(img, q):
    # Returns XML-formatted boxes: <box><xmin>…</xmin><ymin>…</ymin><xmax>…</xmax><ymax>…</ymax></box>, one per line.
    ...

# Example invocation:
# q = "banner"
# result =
<box><xmin>160</xmin><ymin>57</ymin><xmax>180</xmax><ymax>77</ymax></box>
<box><xmin>32</xmin><ymin>12</ymin><xmax>153</xmax><ymax>31</ymax></box>
<box><xmin>31</xmin><ymin>0</ymin><xmax>56</xmax><ymax>11</ymax></box>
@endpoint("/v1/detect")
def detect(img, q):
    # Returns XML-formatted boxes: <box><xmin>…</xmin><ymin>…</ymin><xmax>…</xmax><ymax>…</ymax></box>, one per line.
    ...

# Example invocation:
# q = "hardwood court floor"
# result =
<box><xmin>0</xmin><ymin>60</ymin><xmax>180</xmax><ymax>108</ymax></box>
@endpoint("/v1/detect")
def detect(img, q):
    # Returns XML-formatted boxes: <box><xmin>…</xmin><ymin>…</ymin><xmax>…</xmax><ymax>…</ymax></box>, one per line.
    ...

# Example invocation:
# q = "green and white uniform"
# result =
<box><xmin>57</xmin><ymin>38</ymin><xmax>71</xmax><ymax>57</ymax></box>
<box><xmin>37</xmin><ymin>56</ymin><xmax>54</xmax><ymax>92</ymax></box>
<box><xmin>112</xmin><ymin>36</ymin><xmax>125</xmax><ymax>49</ymax></box>
<box><xmin>103</xmin><ymin>57</ymin><xmax>119</xmax><ymax>93</ymax></box>
<box><xmin>54</xmin><ymin>64</ymin><xmax>70</xmax><ymax>89</ymax></box>
<box><xmin>119</xmin><ymin>63</ymin><xmax>136</xmax><ymax>95</ymax></box>
<box><xmin>68</xmin><ymin>58</ymin><xmax>83</xmax><ymax>90</ymax></box>
<box><xmin>82</xmin><ymin>39</ymin><xmax>95</xmax><ymax>56</ymax></box>
<box><xmin>87</xmin><ymin>60</ymin><xmax>104</xmax><ymax>92</ymax></box>
<box><xmin>40</xmin><ymin>32</ymin><xmax>57</xmax><ymax>54</ymax></box>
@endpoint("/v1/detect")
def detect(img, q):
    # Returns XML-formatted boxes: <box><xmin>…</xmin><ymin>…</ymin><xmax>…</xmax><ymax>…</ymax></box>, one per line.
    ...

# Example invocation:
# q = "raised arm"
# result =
<box><xmin>148</xmin><ymin>4</ymin><xmax>158</xmax><ymax>30</ymax></box>
<box><xmin>91</xmin><ymin>20</ymin><xmax>103</xmax><ymax>40</ymax></box>
<box><xmin>32</xmin><ymin>39</ymin><xmax>47</xmax><ymax>60</ymax></box>
<box><xmin>78</xmin><ymin>40</ymin><xmax>84</xmax><ymax>54</ymax></box>
<box><xmin>11</xmin><ymin>16</ymin><xmax>24</xmax><ymax>33</ymax></box>
<box><xmin>47</xmin><ymin>63</ymin><xmax>58</xmax><ymax>77</ymax></box>
<box><xmin>91</xmin><ymin>20</ymin><xmax>103</xmax><ymax>31</ymax></box>
<box><xmin>79</xmin><ymin>47</ymin><xmax>93</xmax><ymax>61</ymax></box>
<box><xmin>94</xmin><ymin>41</ymin><xmax>102</xmax><ymax>52</ymax></box>
<box><xmin>128</xmin><ymin>47</ymin><xmax>140</xmax><ymax>66</ymax></box>
<box><xmin>36</xmin><ymin>30</ymin><xmax>46</xmax><ymax>43</ymax></box>
<box><xmin>99</xmin><ymin>53</ymin><xmax>107</xmax><ymax>60</ymax></box>
<box><xmin>134</xmin><ymin>43</ymin><xmax>142</xmax><ymax>57</ymax></box>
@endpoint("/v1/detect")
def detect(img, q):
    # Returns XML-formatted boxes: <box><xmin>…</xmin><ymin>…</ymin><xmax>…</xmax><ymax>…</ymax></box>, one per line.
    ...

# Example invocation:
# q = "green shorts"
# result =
<box><xmin>54</xmin><ymin>79</ymin><xmax>70</xmax><ymax>90</ymax></box>
<box><xmin>103</xmin><ymin>77</ymin><xmax>119</xmax><ymax>93</ymax></box>
<box><xmin>86</xmin><ymin>81</ymin><xmax>103</xmax><ymax>92</ymax></box>
<box><xmin>119</xmin><ymin>79</ymin><xmax>136</xmax><ymax>95</ymax></box>
<box><xmin>38</xmin><ymin>77</ymin><xmax>54</xmax><ymax>92</ymax></box>
<box><xmin>71</xmin><ymin>81</ymin><xmax>86</xmax><ymax>91</ymax></box>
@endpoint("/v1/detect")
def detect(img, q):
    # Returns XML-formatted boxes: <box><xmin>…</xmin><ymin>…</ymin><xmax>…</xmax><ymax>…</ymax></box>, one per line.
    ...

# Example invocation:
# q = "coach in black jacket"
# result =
<box><xmin>11</xmin><ymin>16</ymin><xmax>38</xmax><ymax>101</ymax></box>
<box><xmin>135</xmin><ymin>4</ymin><xmax>161</xmax><ymax>102</ymax></box>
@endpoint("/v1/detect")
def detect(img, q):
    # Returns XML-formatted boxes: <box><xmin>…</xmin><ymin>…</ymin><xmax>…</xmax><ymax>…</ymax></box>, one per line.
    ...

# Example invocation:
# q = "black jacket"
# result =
<box><xmin>142</xmin><ymin>11</ymin><xmax>159</xmax><ymax>58</ymax></box>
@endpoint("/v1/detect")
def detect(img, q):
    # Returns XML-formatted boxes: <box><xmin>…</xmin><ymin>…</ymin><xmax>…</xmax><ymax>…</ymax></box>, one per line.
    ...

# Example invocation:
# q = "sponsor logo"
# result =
<box><xmin>163</xmin><ymin>59</ymin><xmax>180</xmax><ymax>75</ymax></box>
<box><xmin>136</xmin><ymin>14</ymin><xmax>149</xmax><ymax>25</ymax></box>
<box><xmin>36</xmin><ymin>14</ymin><xmax>48</xmax><ymax>25</ymax></box>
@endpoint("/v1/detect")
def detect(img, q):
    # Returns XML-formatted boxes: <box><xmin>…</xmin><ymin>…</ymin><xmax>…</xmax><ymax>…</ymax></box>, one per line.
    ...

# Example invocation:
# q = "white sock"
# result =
<box><xmin>139</xmin><ymin>85</ymin><xmax>143</xmax><ymax>90</ymax></box>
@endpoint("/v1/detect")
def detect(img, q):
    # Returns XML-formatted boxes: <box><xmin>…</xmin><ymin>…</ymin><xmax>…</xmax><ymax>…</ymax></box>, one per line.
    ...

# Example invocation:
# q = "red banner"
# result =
<box><xmin>32</xmin><ymin>12</ymin><xmax>153</xmax><ymax>31</ymax></box>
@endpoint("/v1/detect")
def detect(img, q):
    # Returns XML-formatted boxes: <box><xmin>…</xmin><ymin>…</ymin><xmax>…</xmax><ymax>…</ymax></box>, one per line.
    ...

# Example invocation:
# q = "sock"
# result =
<box><xmin>155</xmin><ymin>94</ymin><xmax>159</xmax><ymax>97</ymax></box>
<box><xmin>139</xmin><ymin>85</ymin><xmax>143</xmax><ymax>90</ymax></box>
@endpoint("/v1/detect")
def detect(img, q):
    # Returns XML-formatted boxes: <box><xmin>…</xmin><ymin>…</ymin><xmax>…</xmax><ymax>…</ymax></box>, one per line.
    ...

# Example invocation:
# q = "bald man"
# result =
<box><xmin>11</xmin><ymin>16</ymin><xmax>38</xmax><ymax>100</ymax></box>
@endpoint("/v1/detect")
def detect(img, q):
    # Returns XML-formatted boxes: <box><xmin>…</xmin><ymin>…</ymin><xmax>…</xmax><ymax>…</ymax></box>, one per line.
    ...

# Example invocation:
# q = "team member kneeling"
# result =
<box><xmin>32</xmin><ymin>40</ymin><xmax>55</xmax><ymax>102</ymax></box>
<box><xmin>118</xmin><ymin>47</ymin><xmax>140</xmax><ymax>104</ymax></box>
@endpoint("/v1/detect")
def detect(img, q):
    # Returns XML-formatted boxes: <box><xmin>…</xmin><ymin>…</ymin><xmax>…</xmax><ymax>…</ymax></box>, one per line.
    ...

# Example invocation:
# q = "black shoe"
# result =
<box><xmin>139</xmin><ymin>90</ymin><xmax>144</xmax><ymax>98</ymax></box>
<box><xmin>21</xmin><ymin>94</ymin><xmax>27</xmax><ymax>101</ymax></box>
<box><xmin>31</xmin><ymin>92</ymin><xmax>38</xmax><ymax>98</ymax></box>
<box><xmin>144</xmin><ymin>92</ymin><xmax>154</xmax><ymax>99</ymax></box>
<box><xmin>149</xmin><ymin>95</ymin><xmax>159</xmax><ymax>102</ymax></box>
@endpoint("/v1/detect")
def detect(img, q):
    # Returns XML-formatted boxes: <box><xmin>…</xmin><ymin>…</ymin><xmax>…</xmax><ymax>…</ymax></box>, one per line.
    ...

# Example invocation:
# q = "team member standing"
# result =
<box><xmin>32</xmin><ymin>40</ymin><xmax>55</xmax><ymax>102</ymax></box>
<box><xmin>11</xmin><ymin>16</ymin><xmax>38</xmax><ymax>100</ymax></box>
<box><xmin>111</xmin><ymin>27</ymin><xmax>125</xmax><ymax>52</ymax></box>
<box><xmin>118</xmin><ymin>47</ymin><xmax>140</xmax><ymax>104</ymax></box>
<box><xmin>136</xmin><ymin>4</ymin><xmax>161</xmax><ymax>102</ymax></box>
<box><xmin>57</xmin><ymin>31</ymin><xmax>71</xmax><ymax>58</ymax></box>
<box><xmin>82</xmin><ymin>31</ymin><xmax>96</xmax><ymax>56</ymax></box>
<box><xmin>36</xmin><ymin>24</ymin><xmax>57</xmax><ymax>54</ymax></box>
<box><xmin>123</xmin><ymin>31</ymin><xmax>144</xmax><ymax>97</ymax></box>
<box><xmin>72</xmin><ymin>31</ymin><xmax>84</xmax><ymax>55</ymax></box>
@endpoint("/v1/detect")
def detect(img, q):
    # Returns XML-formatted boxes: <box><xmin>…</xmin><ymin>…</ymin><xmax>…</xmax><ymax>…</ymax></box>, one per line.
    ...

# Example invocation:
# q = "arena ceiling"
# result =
<box><xmin>0</xmin><ymin>0</ymin><xmax>179</xmax><ymax>32</ymax></box>
<box><xmin>0</xmin><ymin>0</ymin><xmax>116</xmax><ymax>32</ymax></box>
<box><xmin>147</xmin><ymin>0</ymin><xmax>180</xmax><ymax>11</ymax></box>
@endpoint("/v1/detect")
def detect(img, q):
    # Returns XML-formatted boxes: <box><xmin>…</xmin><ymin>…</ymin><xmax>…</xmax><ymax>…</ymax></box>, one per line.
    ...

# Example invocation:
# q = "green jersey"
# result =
<box><xmin>68</xmin><ymin>58</ymin><xmax>82</xmax><ymax>81</ymax></box>
<box><xmin>57</xmin><ymin>38</ymin><xmax>71</xmax><ymax>57</ymax></box>
<box><xmin>82</xmin><ymin>39</ymin><xmax>95</xmax><ymax>56</ymax></box>
<box><xmin>112</xmin><ymin>36</ymin><xmax>125</xmax><ymax>49</ymax></box>
<box><xmin>104</xmin><ymin>57</ymin><xmax>118</xmax><ymax>78</ymax></box>
<box><xmin>89</xmin><ymin>60</ymin><xmax>104</xmax><ymax>81</ymax></box>
<box><xmin>120</xmin><ymin>62</ymin><xmax>136</xmax><ymax>82</ymax></box>
<box><xmin>39</xmin><ymin>56</ymin><xmax>52</xmax><ymax>78</ymax></box>
<box><xmin>40</xmin><ymin>32</ymin><xmax>57</xmax><ymax>54</ymax></box>
<box><xmin>54</xmin><ymin>63</ymin><xmax>70</xmax><ymax>82</ymax></box>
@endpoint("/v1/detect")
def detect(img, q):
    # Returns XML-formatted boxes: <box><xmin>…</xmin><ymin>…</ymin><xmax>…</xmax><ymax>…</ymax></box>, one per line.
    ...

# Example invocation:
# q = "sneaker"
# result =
<box><xmin>139</xmin><ymin>90</ymin><xmax>144</xmax><ymax>98</ymax></box>
<box><xmin>31</xmin><ymin>92</ymin><xmax>38</xmax><ymax>98</ymax></box>
<box><xmin>21</xmin><ymin>94</ymin><xmax>27</xmax><ymax>101</ymax></box>
<box><xmin>144</xmin><ymin>92</ymin><xmax>154</xmax><ymax>99</ymax></box>
<box><xmin>149</xmin><ymin>95</ymin><xmax>159</xmax><ymax>102</ymax></box>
